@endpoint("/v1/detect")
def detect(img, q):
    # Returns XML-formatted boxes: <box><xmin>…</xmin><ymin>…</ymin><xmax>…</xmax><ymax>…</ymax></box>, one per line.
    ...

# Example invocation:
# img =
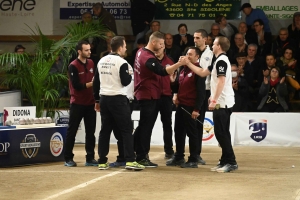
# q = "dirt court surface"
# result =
<box><xmin>1</xmin><ymin>144</ymin><xmax>300</xmax><ymax>200</ymax></box>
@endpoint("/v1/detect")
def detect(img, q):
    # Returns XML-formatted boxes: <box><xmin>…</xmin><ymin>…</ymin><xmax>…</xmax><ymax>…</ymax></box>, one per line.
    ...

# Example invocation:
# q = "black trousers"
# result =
<box><xmin>134</xmin><ymin>99</ymin><xmax>159</xmax><ymax>161</ymax></box>
<box><xmin>213</xmin><ymin>107</ymin><xmax>237</xmax><ymax>165</ymax></box>
<box><xmin>159</xmin><ymin>96</ymin><xmax>174</xmax><ymax>155</ymax></box>
<box><xmin>174</xmin><ymin>105</ymin><xmax>199</xmax><ymax>162</ymax></box>
<box><xmin>98</xmin><ymin>95</ymin><xmax>135</xmax><ymax>164</ymax></box>
<box><xmin>64</xmin><ymin>104</ymin><xmax>96</xmax><ymax>161</ymax></box>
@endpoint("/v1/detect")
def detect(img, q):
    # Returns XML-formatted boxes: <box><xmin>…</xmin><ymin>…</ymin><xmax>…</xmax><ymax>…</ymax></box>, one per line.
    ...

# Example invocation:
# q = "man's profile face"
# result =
<box><xmin>243</xmin><ymin>7</ymin><xmax>251</xmax><ymax>15</ymax></box>
<box><xmin>79</xmin><ymin>44</ymin><xmax>91</xmax><ymax>58</ymax></box>
<box><xmin>119</xmin><ymin>41</ymin><xmax>127</xmax><ymax>57</ymax></box>
<box><xmin>194</xmin><ymin>32</ymin><xmax>206</xmax><ymax>48</ymax></box>
<box><xmin>152</xmin><ymin>38</ymin><xmax>164</xmax><ymax>52</ymax></box>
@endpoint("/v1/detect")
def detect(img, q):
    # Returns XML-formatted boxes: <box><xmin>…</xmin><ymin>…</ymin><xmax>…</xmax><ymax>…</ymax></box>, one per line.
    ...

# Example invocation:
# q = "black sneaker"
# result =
<box><xmin>166</xmin><ymin>157</ymin><xmax>185</xmax><ymax>166</ymax></box>
<box><xmin>197</xmin><ymin>156</ymin><xmax>206</xmax><ymax>165</ymax></box>
<box><xmin>137</xmin><ymin>159</ymin><xmax>158</xmax><ymax>168</ymax></box>
<box><xmin>85</xmin><ymin>159</ymin><xmax>98</xmax><ymax>166</ymax></box>
<box><xmin>180</xmin><ymin>162</ymin><xmax>198</xmax><ymax>168</ymax></box>
<box><xmin>216</xmin><ymin>164</ymin><xmax>238</xmax><ymax>173</ymax></box>
<box><xmin>164</xmin><ymin>153</ymin><xmax>174</xmax><ymax>159</ymax></box>
<box><xmin>64</xmin><ymin>160</ymin><xmax>77</xmax><ymax>167</ymax></box>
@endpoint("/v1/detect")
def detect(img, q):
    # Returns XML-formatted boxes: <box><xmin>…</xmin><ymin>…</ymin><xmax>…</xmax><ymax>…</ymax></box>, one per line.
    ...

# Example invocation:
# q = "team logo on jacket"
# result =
<box><xmin>202</xmin><ymin>118</ymin><xmax>214</xmax><ymax>141</ymax></box>
<box><xmin>249</xmin><ymin>119</ymin><xmax>267</xmax><ymax>142</ymax></box>
<box><xmin>20</xmin><ymin>134</ymin><xmax>41</xmax><ymax>158</ymax></box>
<box><xmin>89</xmin><ymin>68</ymin><xmax>93</xmax><ymax>73</ymax></box>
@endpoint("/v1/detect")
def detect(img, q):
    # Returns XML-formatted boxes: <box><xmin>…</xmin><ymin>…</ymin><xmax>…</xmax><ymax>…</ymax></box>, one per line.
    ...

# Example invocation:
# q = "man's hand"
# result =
<box><xmin>94</xmin><ymin>103</ymin><xmax>100</xmax><ymax>112</ymax></box>
<box><xmin>208</xmin><ymin>101</ymin><xmax>216</xmax><ymax>111</ymax></box>
<box><xmin>191</xmin><ymin>111</ymin><xmax>200</xmax><ymax>120</ymax></box>
<box><xmin>172</xmin><ymin>94</ymin><xmax>179</xmax><ymax>107</ymax></box>
<box><xmin>263</xmin><ymin>77</ymin><xmax>268</xmax><ymax>84</ymax></box>
<box><xmin>232</xmin><ymin>81</ymin><xmax>238</xmax><ymax>90</ymax></box>
<box><xmin>170</xmin><ymin>71</ymin><xmax>177</xmax><ymax>83</ymax></box>
<box><xmin>280</xmin><ymin>77</ymin><xmax>285</xmax><ymax>84</ymax></box>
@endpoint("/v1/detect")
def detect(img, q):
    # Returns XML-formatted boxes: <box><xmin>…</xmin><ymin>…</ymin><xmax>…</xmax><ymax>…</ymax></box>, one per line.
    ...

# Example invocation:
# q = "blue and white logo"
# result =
<box><xmin>249</xmin><ymin>119</ymin><xmax>267</xmax><ymax>142</ymax></box>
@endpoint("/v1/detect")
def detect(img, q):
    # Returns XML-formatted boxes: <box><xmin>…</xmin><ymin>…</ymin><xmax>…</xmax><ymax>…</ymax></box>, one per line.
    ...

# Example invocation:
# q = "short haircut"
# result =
<box><xmin>82</xmin><ymin>11</ymin><xmax>92</xmax><ymax>17</ymax></box>
<box><xmin>178</xmin><ymin>23</ymin><xmax>188</xmax><ymax>31</ymax></box>
<box><xmin>248</xmin><ymin>43</ymin><xmax>258</xmax><ymax>50</ymax></box>
<box><xmin>253</xmin><ymin>19</ymin><xmax>264</xmax><ymax>26</ymax></box>
<box><xmin>235</xmin><ymin>33</ymin><xmax>244</xmax><ymax>39</ymax></box>
<box><xmin>215</xmin><ymin>15</ymin><xmax>225</xmax><ymax>24</ymax></box>
<box><xmin>150</xmin><ymin>20</ymin><xmax>160</xmax><ymax>26</ymax></box>
<box><xmin>76</xmin><ymin>40</ymin><xmax>90</xmax><ymax>51</ymax></box>
<box><xmin>186</xmin><ymin>46</ymin><xmax>201</xmax><ymax>57</ymax></box>
<box><xmin>92</xmin><ymin>3</ymin><xmax>102</xmax><ymax>9</ymax></box>
<box><xmin>239</xmin><ymin>22</ymin><xmax>247</xmax><ymax>26</ymax></box>
<box><xmin>216</xmin><ymin>36</ymin><xmax>230</xmax><ymax>52</ymax></box>
<box><xmin>111</xmin><ymin>36</ymin><xmax>125</xmax><ymax>52</ymax></box>
<box><xmin>235</xmin><ymin>51</ymin><xmax>247</xmax><ymax>58</ymax></box>
<box><xmin>149</xmin><ymin>31</ymin><xmax>164</xmax><ymax>41</ymax></box>
<box><xmin>211</xmin><ymin>23</ymin><xmax>220</xmax><ymax>29</ymax></box>
<box><xmin>279</xmin><ymin>28</ymin><xmax>288</xmax><ymax>33</ymax></box>
<box><xmin>194</xmin><ymin>29</ymin><xmax>208</xmax><ymax>38</ymax></box>
<box><xmin>164</xmin><ymin>33</ymin><xmax>173</xmax><ymax>38</ymax></box>
<box><xmin>266</xmin><ymin>54</ymin><xmax>275</xmax><ymax>59</ymax></box>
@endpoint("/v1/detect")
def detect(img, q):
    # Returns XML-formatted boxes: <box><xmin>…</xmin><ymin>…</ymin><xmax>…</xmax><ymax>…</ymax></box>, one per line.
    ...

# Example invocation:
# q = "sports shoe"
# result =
<box><xmin>216</xmin><ymin>164</ymin><xmax>238</xmax><ymax>173</ymax></box>
<box><xmin>210</xmin><ymin>164</ymin><xmax>224</xmax><ymax>171</ymax></box>
<box><xmin>64</xmin><ymin>160</ymin><xmax>77</xmax><ymax>167</ymax></box>
<box><xmin>109</xmin><ymin>161</ymin><xmax>126</xmax><ymax>168</ymax></box>
<box><xmin>137</xmin><ymin>159</ymin><xmax>158</xmax><ymax>168</ymax></box>
<box><xmin>85</xmin><ymin>159</ymin><xmax>98</xmax><ymax>166</ymax></box>
<box><xmin>125</xmin><ymin>162</ymin><xmax>145</xmax><ymax>171</ymax></box>
<box><xmin>98</xmin><ymin>163</ymin><xmax>109</xmax><ymax>170</ymax></box>
<box><xmin>180</xmin><ymin>162</ymin><xmax>198</xmax><ymax>168</ymax></box>
<box><xmin>166</xmin><ymin>157</ymin><xmax>185</xmax><ymax>166</ymax></box>
<box><xmin>164</xmin><ymin>153</ymin><xmax>174</xmax><ymax>159</ymax></box>
<box><xmin>197</xmin><ymin>156</ymin><xmax>206</xmax><ymax>165</ymax></box>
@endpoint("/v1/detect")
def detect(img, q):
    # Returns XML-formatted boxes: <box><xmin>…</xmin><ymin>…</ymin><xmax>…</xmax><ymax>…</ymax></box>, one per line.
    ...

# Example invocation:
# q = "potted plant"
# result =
<box><xmin>0</xmin><ymin>22</ymin><xmax>107</xmax><ymax>118</ymax></box>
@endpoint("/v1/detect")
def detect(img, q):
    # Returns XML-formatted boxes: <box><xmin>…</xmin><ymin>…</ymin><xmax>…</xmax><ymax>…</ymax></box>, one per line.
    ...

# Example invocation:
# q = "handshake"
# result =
<box><xmin>178</xmin><ymin>56</ymin><xmax>190</xmax><ymax>66</ymax></box>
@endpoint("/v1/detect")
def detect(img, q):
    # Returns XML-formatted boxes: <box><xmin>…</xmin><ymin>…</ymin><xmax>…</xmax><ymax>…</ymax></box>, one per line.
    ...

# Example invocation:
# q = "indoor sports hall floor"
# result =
<box><xmin>1</xmin><ymin>144</ymin><xmax>300</xmax><ymax>200</ymax></box>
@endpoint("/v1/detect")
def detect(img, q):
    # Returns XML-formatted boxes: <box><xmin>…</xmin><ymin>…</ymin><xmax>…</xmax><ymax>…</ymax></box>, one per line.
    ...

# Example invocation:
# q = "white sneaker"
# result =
<box><xmin>210</xmin><ymin>164</ymin><xmax>224</xmax><ymax>171</ymax></box>
<box><xmin>216</xmin><ymin>164</ymin><xmax>238</xmax><ymax>173</ymax></box>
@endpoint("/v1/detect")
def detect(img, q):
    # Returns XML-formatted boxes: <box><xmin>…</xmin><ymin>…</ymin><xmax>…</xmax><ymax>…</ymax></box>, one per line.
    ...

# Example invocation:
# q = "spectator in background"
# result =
<box><xmin>288</xmin><ymin>12</ymin><xmax>300</xmax><ymax>45</ymax></box>
<box><xmin>240</xmin><ymin>3</ymin><xmax>271</xmax><ymax>33</ymax></box>
<box><xmin>145</xmin><ymin>20</ymin><xmax>163</xmax><ymax>43</ymax></box>
<box><xmin>276</xmin><ymin>47</ymin><xmax>300</xmax><ymax>99</ymax></box>
<box><xmin>215</xmin><ymin>15</ymin><xmax>237</xmax><ymax>41</ymax></box>
<box><xmin>164</xmin><ymin>33</ymin><xmax>182</xmax><ymax>62</ymax></box>
<box><xmin>272</xmin><ymin>28</ymin><xmax>297</xmax><ymax>58</ymax></box>
<box><xmin>14</xmin><ymin>44</ymin><xmax>25</xmax><ymax>54</ymax></box>
<box><xmin>208</xmin><ymin>23</ymin><xmax>224</xmax><ymax>42</ymax></box>
<box><xmin>231</xmin><ymin>64</ymin><xmax>251</xmax><ymax>112</ymax></box>
<box><xmin>257</xmin><ymin>67</ymin><xmax>288</xmax><ymax>112</ymax></box>
<box><xmin>205</xmin><ymin>35</ymin><xmax>213</xmax><ymax>48</ymax></box>
<box><xmin>130</xmin><ymin>37</ymin><xmax>147</xmax><ymax>66</ymax></box>
<box><xmin>99</xmin><ymin>30</ymin><xmax>116</xmax><ymax>59</ymax></box>
<box><xmin>78</xmin><ymin>11</ymin><xmax>93</xmax><ymax>25</ymax></box>
<box><xmin>235</xmin><ymin>22</ymin><xmax>257</xmax><ymax>45</ymax></box>
<box><xmin>253</xmin><ymin>19</ymin><xmax>272</xmax><ymax>57</ymax></box>
<box><xmin>263</xmin><ymin>54</ymin><xmax>285</xmax><ymax>79</ymax></box>
<box><xmin>92</xmin><ymin>3</ymin><xmax>117</xmax><ymax>34</ymax></box>
<box><xmin>173</xmin><ymin>23</ymin><xmax>195</xmax><ymax>53</ymax></box>
<box><xmin>227</xmin><ymin>33</ymin><xmax>248</xmax><ymax>64</ymax></box>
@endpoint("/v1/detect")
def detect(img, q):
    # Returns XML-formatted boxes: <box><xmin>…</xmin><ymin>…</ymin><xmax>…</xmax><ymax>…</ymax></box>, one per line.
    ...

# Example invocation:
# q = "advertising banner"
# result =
<box><xmin>59</xmin><ymin>0</ymin><xmax>131</xmax><ymax>20</ymax></box>
<box><xmin>0</xmin><ymin>126</ymin><xmax>67</xmax><ymax>166</ymax></box>
<box><xmin>3</xmin><ymin>106</ymin><xmax>36</xmax><ymax>125</ymax></box>
<box><xmin>250</xmin><ymin>0</ymin><xmax>298</xmax><ymax>19</ymax></box>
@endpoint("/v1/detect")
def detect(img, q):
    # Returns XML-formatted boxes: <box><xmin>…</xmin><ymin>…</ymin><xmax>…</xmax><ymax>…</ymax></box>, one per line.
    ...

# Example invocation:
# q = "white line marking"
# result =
<box><xmin>42</xmin><ymin>170</ymin><xmax>123</xmax><ymax>200</ymax></box>
<box><xmin>42</xmin><ymin>153</ymin><xmax>164</xmax><ymax>200</ymax></box>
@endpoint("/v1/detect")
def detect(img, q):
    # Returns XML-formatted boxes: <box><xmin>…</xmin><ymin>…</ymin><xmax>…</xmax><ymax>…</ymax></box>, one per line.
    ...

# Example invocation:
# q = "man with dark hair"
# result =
<box><xmin>173</xmin><ymin>23</ymin><xmax>194</xmax><ymax>53</ymax></box>
<box><xmin>209</xmin><ymin>23</ymin><xmax>224</xmax><ymax>43</ymax></box>
<box><xmin>181</xmin><ymin>36</ymin><xmax>238</xmax><ymax>173</ymax></box>
<box><xmin>14</xmin><ymin>44</ymin><xmax>25</xmax><ymax>54</ymax></box>
<box><xmin>272</xmin><ymin>28</ymin><xmax>297</xmax><ymax>58</ymax></box>
<box><xmin>64</xmin><ymin>40</ymin><xmax>97</xmax><ymax>167</ymax></box>
<box><xmin>215</xmin><ymin>14</ymin><xmax>237</xmax><ymax>41</ymax></box>
<box><xmin>253</xmin><ymin>19</ymin><xmax>272</xmax><ymax>57</ymax></box>
<box><xmin>145</xmin><ymin>20</ymin><xmax>163</xmax><ymax>43</ymax></box>
<box><xmin>240</xmin><ymin>3</ymin><xmax>270</xmax><ymax>33</ymax></box>
<box><xmin>164</xmin><ymin>33</ymin><xmax>182</xmax><ymax>62</ymax></box>
<box><xmin>93</xmin><ymin>36</ymin><xmax>145</xmax><ymax>171</ymax></box>
<box><xmin>92</xmin><ymin>2</ymin><xmax>117</xmax><ymax>34</ymax></box>
<box><xmin>193</xmin><ymin>29</ymin><xmax>213</xmax><ymax>165</ymax></box>
<box><xmin>133</xmin><ymin>31</ymin><xmax>184</xmax><ymax>167</ymax></box>
<box><xmin>166</xmin><ymin>46</ymin><xmax>206</xmax><ymax>168</ymax></box>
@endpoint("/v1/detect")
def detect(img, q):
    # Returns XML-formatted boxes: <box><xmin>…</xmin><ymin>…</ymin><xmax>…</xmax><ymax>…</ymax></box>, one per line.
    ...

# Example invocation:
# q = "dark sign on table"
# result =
<box><xmin>154</xmin><ymin>0</ymin><xmax>242</xmax><ymax>20</ymax></box>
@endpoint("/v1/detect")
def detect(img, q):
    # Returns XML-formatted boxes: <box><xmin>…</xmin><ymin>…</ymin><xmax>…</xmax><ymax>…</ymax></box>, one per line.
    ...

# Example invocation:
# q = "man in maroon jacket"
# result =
<box><xmin>166</xmin><ymin>46</ymin><xmax>206</xmax><ymax>168</ymax></box>
<box><xmin>155</xmin><ymin>45</ymin><xmax>175</xmax><ymax>159</ymax></box>
<box><xmin>134</xmin><ymin>31</ymin><xmax>183</xmax><ymax>167</ymax></box>
<box><xmin>64</xmin><ymin>40</ymin><xmax>97</xmax><ymax>167</ymax></box>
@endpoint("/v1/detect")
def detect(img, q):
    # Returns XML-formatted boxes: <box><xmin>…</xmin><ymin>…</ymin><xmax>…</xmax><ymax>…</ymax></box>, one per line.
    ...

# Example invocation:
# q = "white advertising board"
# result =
<box><xmin>3</xmin><ymin>106</ymin><xmax>36</xmax><ymax>125</ymax></box>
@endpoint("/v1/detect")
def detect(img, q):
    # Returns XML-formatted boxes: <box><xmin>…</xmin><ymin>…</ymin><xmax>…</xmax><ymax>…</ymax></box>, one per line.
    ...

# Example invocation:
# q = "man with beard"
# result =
<box><xmin>133</xmin><ymin>31</ymin><xmax>184</xmax><ymax>167</ymax></box>
<box><xmin>64</xmin><ymin>40</ymin><xmax>97</xmax><ymax>167</ymax></box>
